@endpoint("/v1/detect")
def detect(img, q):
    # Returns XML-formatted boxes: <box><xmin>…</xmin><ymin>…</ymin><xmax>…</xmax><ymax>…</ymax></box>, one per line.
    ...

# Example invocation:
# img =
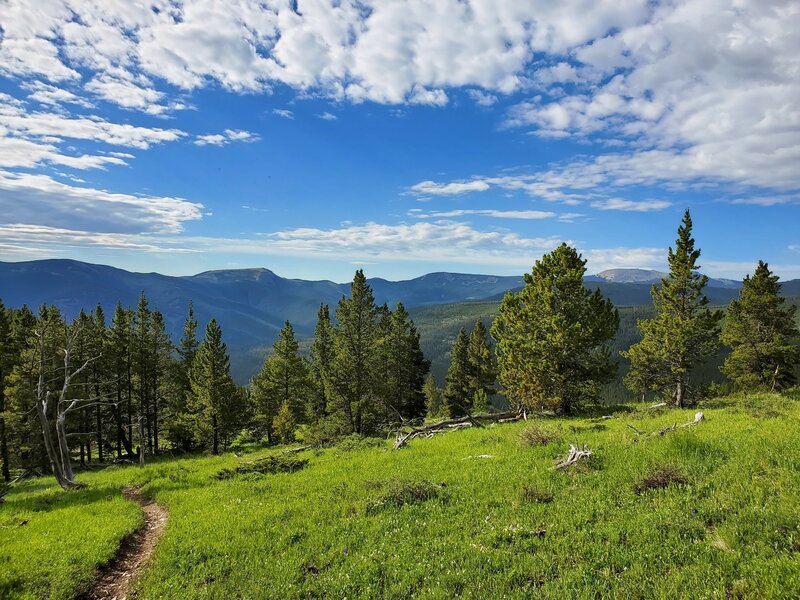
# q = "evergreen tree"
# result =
<box><xmin>168</xmin><ymin>302</ymin><xmax>199</xmax><ymax>450</ymax></box>
<box><xmin>423</xmin><ymin>373</ymin><xmax>443</xmax><ymax>418</ymax></box>
<box><xmin>721</xmin><ymin>261</ymin><xmax>799</xmax><ymax>391</ymax></box>
<box><xmin>329</xmin><ymin>270</ymin><xmax>380</xmax><ymax>434</ymax></box>
<box><xmin>309</xmin><ymin>304</ymin><xmax>334</xmax><ymax>420</ymax></box>
<box><xmin>110</xmin><ymin>303</ymin><xmax>134</xmax><ymax>457</ymax></box>
<box><xmin>623</xmin><ymin>210</ymin><xmax>722</xmax><ymax>407</ymax></box>
<box><xmin>132</xmin><ymin>292</ymin><xmax>153</xmax><ymax>458</ymax></box>
<box><xmin>87</xmin><ymin>305</ymin><xmax>109</xmax><ymax>463</ymax></box>
<box><xmin>443</xmin><ymin>329</ymin><xmax>472</xmax><ymax>417</ymax></box>
<box><xmin>188</xmin><ymin>319</ymin><xmax>240</xmax><ymax>454</ymax></box>
<box><xmin>150</xmin><ymin>311</ymin><xmax>174</xmax><ymax>453</ymax></box>
<box><xmin>466</xmin><ymin>320</ymin><xmax>496</xmax><ymax>413</ymax></box>
<box><xmin>492</xmin><ymin>244</ymin><xmax>619</xmax><ymax>413</ymax></box>
<box><xmin>0</xmin><ymin>301</ymin><xmax>13</xmax><ymax>480</ymax></box>
<box><xmin>381</xmin><ymin>303</ymin><xmax>430</xmax><ymax>423</ymax></box>
<box><xmin>251</xmin><ymin>321</ymin><xmax>310</xmax><ymax>443</ymax></box>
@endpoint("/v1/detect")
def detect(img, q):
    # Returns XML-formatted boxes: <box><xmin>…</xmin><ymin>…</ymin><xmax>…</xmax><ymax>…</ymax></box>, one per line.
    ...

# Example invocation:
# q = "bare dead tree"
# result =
<box><xmin>34</xmin><ymin>318</ymin><xmax>105</xmax><ymax>489</ymax></box>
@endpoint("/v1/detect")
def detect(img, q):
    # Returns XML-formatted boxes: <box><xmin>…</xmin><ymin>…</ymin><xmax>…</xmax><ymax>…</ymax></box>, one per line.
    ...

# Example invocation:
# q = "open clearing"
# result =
<box><xmin>2</xmin><ymin>392</ymin><xmax>799</xmax><ymax>599</ymax></box>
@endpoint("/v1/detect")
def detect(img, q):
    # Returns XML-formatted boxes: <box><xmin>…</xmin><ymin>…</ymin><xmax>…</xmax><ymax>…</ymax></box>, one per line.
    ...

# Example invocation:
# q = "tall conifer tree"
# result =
<box><xmin>443</xmin><ymin>329</ymin><xmax>472</xmax><ymax>417</ymax></box>
<box><xmin>188</xmin><ymin>319</ymin><xmax>239</xmax><ymax>454</ymax></box>
<box><xmin>623</xmin><ymin>210</ymin><xmax>722</xmax><ymax>407</ymax></box>
<box><xmin>721</xmin><ymin>261</ymin><xmax>799</xmax><ymax>390</ymax></box>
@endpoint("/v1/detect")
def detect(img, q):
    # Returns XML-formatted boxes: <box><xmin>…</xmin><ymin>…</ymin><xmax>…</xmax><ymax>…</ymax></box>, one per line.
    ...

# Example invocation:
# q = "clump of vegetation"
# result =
<box><xmin>365</xmin><ymin>478</ymin><xmax>444</xmax><ymax>513</ymax></box>
<box><xmin>635</xmin><ymin>464</ymin><xmax>688</xmax><ymax>494</ymax></box>
<box><xmin>214</xmin><ymin>454</ymin><xmax>308</xmax><ymax>480</ymax></box>
<box><xmin>0</xmin><ymin>482</ymin><xmax>8</xmax><ymax>504</ymax></box>
<box><xmin>521</xmin><ymin>484</ymin><xmax>554</xmax><ymax>504</ymax></box>
<box><xmin>519</xmin><ymin>424</ymin><xmax>560</xmax><ymax>447</ymax></box>
<box><xmin>335</xmin><ymin>434</ymin><xmax>386</xmax><ymax>452</ymax></box>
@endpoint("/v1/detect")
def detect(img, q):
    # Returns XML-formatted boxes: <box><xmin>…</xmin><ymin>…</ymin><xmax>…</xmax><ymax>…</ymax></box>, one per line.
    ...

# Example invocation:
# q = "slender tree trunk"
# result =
<box><xmin>96</xmin><ymin>402</ymin><xmax>103</xmax><ymax>463</ymax></box>
<box><xmin>0</xmin><ymin>383</ymin><xmax>10</xmax><ymax>481</ymax></box>
<box><xmin>138</xmin><ymin>414</ymin><xmax>145</xmax><ymax>467</ymax></box>
<box><xmin>674</xmin><ymin>379</ymin><xmax>685</xmax><ymax>408</ymax></box>
<box><xmin>212</xmin><ymin>413</ymin><xmax>219</xmax><ymax>455</ymax></box>
<box><xmin>55</xmin><ymin>413</ymin><xmax>75</xmax><ymax>482</ymax></box>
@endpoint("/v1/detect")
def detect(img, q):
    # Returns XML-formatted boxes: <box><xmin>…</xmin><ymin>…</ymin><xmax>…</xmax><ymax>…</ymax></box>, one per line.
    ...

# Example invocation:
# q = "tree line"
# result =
<box><xmin>0</xmin><ymin>270</ymin><xmax>431</xmax><ymax>487</ymax></box>
<box><xmin>1</xmin><ymin>209</ymin><xmax>798</xmax><ymax>488</ymax></box>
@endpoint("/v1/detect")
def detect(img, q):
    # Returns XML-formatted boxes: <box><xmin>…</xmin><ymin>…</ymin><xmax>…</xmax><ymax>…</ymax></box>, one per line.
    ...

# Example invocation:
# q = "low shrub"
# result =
<box><xmin>521</xmin><ymin>484</ymin><xmax>554</xmax><ymax>504</ymax></box>
<box><xmin>365</xmin><ymin>479</ymin><xmax>444</xmax><ymax>514</ymax></box>
<box><xmin>214</xmin><ymin>454</ymin><xmax>308</xmax><ymax>480</ymax></box>
<box><xmin>520</xmin><ymin>425</ymin><xmax>560</xmax><ymax>448</ymax></box>
<box><xmin>635</xmin><ymin>464</ymin><xmax>688</xmax><ymax>494</ymax></box>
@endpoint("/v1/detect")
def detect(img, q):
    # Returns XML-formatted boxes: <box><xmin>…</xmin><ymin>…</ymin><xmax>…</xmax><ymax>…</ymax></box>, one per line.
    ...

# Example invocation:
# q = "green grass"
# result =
<box><xmin>2</xmin><ymin>392</ymin><xmax>800</xmax><ymax>598</ymax></box>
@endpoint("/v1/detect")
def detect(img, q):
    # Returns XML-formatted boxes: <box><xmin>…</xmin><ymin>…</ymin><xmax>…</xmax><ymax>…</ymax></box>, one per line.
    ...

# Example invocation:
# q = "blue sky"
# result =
<box><xmin>0</xmin><ymin>0</ymin><xmax>798</xmax><ymax>282</ymax></box>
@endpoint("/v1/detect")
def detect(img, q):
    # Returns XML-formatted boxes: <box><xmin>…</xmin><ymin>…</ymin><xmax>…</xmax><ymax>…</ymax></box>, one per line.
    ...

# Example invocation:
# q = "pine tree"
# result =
<box><xmin>423</xmin><ymin>373</ymin><xmax>443</xmax><ymax>418</ymax></box>
<box><xmin>467</xmin><ymin>320</ymin><xmax>496</xmax><ymax>413</ymax></box>
<box><xmin>380</xmin><ymin>303</ymin><xmax>430</xmax><ymax>423</ymax></box>
<box><xmin>492</xmin><ymin>244</ymin><xmax>619</xmax><ymax>413</ymax></box>
<box><xmin>443</xmin><ymin>329</ymin><xmax>472</xmax><ymax>417</ymax></box>
<box><xmin>132</xmin><ymin>292</ymin><xmax>153</xmax><ymax>458</ymax></box>
<box><xmin>309</xmin><ymin>304</ymin><xmax>334</xmax><ymax>420</ymax></box>
<box><xmin>150</xmin><ymin>311</ymin><xmax>174</xmax><ymax>454</ymax></box>
<box><xmin>0</xmin><ymin>301</ymin><xmax>13</xmax><ymax>480</ymax></box>
<box><xmin>168</xmin><ymin>302</ymin><xmax>199</xmax><ymax>450</ymax></box>
<box><xmin>251</xmin><ymin>321</ymin><xmax>310</xmax><ymax>443</ymax></box>
<box><xmin>329</xmin><ymin>270</ymin><xmax>380</xmax><ymax>434</ymax></box>
<box><xmin>110</xmin><ymin>303</ymin><xmax>134</xmax><ymax>457</ymax></box>
<box><xmin>623</xmin><ymin>210</ymin><xmax>722</xmax><ymax>407</ymax></box>
<box><xmin>188</xmin><ymin>319</ymin><xmax>239</xmax><ymax>454</ymax></box>
<box><xmin>721</xmin><ymin>261</ymin><xmax>799</xmax><ymax>391</ymax></box>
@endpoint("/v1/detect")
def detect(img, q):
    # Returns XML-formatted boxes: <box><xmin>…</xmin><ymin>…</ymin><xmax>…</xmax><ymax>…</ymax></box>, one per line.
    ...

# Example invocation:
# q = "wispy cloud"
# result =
<box><xmin>590</xmin><ymin>198</ymin><xmax>671</xmax><ymax>212</ymax></box>
<box><xmin>272</xmin><ymin>109</ymin><xmax>294</xmax><ymax>119</ymax></box>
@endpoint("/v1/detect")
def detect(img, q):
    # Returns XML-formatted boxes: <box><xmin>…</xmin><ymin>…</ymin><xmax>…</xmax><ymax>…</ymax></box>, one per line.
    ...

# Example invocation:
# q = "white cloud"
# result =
<box><xmin>0</xmin><ymin>100</ymin><xmax>184</xmax><ymax>149</ymax></box>
<box><xmin>0</xmin><ymin>171</ymin><xmax>203</xmax><ymax>234</ymax></box>
<box><xmin>23</xmin><ymin>81</ymin><xmax>95</xmax><ymax>109</ymax></box>
<box><xmin>272</xmin><ymin>109</ymin><xmax>294</xmax><ymax>119</ymax></box>
<box><xmin>194</xmin><ymin>129</ymin><xmax>259</xmax><ymax>146</ymax></box>
<box><xmin>412</xmin><ymin>209</ymin><xmax>558</xmax><ymax>220</ymax></box>
<box><xmin>411</xmin><ymin>180</ymin><xmax>491</xmax><ymax>196</ymax></box>
<box><xmin>591</xmin><ymin>198</ymin><xmax>671</xmax><ymax>211</ymax></box>
<box><xmin>316</xmin><ymin>112</ymin><xmax>338</xmax><ymax>120</ymax></box>
<box><xmin>467</xmin><ymin>89</ymin><xmax>498</xmax><ymax>107</ymax></box>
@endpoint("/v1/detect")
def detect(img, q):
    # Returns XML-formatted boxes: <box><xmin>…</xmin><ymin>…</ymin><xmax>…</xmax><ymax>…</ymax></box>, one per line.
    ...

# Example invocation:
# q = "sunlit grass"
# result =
<box><xmin>1</xmin><ymin>391</ymin><xmax>799</xmax><ymax>598</ymax></box>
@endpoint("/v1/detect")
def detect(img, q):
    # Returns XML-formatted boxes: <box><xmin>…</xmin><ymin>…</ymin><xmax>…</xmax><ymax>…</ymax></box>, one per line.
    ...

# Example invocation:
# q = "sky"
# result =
<box><xmin>0</xmin><ymin>0</ymin><xmax>798</xmax><ymax>282</ymax></box>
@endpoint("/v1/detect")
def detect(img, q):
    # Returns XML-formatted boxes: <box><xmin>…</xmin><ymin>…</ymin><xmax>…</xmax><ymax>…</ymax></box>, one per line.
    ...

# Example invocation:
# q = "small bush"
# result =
<box><xmin>365</xmin><ymin>479</ymin><xmax>444</xmax><ymax>514</ymax></box>
<box><xmin>520</xmin><ymin>425</ymin><xmax>560</xmax><ymax>448</ymax></box>
<box><xmin>635</xmin><ymin>465</ymin><xmax>687</xmax><ymax>494</ymax></box>
<box><xmin>214</xmin><ymin>454</ymin><xmax>308</xmax><ymax>480</ymax></box>
<box><xmin>521</xmin><ymin>484</ymin><xmax>554</xmax><ymax>504</ymax></box>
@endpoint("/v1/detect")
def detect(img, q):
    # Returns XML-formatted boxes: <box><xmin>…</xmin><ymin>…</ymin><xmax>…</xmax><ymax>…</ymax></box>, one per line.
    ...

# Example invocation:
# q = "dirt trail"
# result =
<box><xmin>81</xmin><ymin>487</ymin><xmax>168</xmax><ymax>600</ymax></box>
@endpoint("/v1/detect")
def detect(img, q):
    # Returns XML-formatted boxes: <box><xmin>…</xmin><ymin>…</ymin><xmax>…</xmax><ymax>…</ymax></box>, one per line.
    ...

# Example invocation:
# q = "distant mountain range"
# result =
<box><xmin>2</xmin><ymin>259</ymin><xmax>798</xmax><ymax>382</ymax></box>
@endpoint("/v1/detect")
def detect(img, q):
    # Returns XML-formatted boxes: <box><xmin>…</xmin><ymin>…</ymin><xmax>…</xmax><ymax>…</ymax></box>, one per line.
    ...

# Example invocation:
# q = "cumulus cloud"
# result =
<box><xmin>467</xmin><ymin>90</ymin><xmax>498</xmax><ymax>107</ymax></box>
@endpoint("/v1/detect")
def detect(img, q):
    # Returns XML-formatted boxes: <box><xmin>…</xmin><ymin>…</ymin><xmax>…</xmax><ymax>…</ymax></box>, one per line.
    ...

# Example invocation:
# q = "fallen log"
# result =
<box><xmin>394</xmin><ymin>410</ymin><xmax>523</xmax><ymax>448</ymax></box>
<box><xmin>554</xmin><ymin>444</ymin><xmax>593</xmax><ymax>469</ymax></box>
<box><xmin>630</xmin><ymin>411</ymin><xmax>704</xmax><ymax>441</ymax></box>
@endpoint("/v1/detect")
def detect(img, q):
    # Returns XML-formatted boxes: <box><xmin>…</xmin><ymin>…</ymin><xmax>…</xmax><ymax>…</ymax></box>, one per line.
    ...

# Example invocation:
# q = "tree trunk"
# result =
<box><xmin>674</xmin><ymin>379</ymin><xmax>685</xmax><ymax>408</ymax></box>
<box><xmin>212</xmin><ymin>413</ymin><xmax>219</xmax><ymax>455</ymax></box>
<box><xmin>55</xmin><ymin>413</ymin><xmax>75</xmax><ymax>482</ymax></box>
<box><xmin>0</xmin><ymin>384</ymin><xmax>10</xmax><ymax>481</ymax></box>
<box><xmin>138</xmin><ymin>414</ymin><xmax>145</xmax><ymax>467</ymax></box>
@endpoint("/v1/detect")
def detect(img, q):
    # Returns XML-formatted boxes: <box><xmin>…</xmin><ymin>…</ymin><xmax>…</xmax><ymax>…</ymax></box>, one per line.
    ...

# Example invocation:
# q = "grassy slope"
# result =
<box><xmin>1</xmin><ymin>393</ymin><xmax>799</xmax><ymax>599</ymax></box>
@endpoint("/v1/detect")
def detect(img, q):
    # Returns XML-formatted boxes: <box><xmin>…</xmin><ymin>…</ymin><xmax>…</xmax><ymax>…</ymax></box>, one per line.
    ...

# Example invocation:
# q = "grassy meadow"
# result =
<box><xmin>2</xmin><ymin>391</ymin><xmax>800</xmax><ymax>599</ymax></box>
